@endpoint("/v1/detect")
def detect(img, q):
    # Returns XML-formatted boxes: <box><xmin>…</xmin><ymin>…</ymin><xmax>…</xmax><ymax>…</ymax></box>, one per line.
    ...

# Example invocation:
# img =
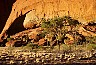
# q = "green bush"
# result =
<box><xmin>40</xmin><ymin>16</ymin><xmax>80</xmax><ymax>46</ymax></box>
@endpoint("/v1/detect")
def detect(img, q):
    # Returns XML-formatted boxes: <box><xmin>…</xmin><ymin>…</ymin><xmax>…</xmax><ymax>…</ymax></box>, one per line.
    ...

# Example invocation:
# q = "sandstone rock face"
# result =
<box><xmin>0</xmin><ymin>0</ymin><xmax>96</xmax><ymax>41</ymax></box>
<box><xmin>23</xmin><ymin>11</ymin><xmax>38</xmax><ymax>29</ymax></box>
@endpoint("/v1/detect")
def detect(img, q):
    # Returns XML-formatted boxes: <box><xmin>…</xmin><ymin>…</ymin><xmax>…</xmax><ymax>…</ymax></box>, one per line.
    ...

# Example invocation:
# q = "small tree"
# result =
<box><xmin>41</xmin><ymin>16</ymin><xmax>80</xmax><ymax>47</ymax></box>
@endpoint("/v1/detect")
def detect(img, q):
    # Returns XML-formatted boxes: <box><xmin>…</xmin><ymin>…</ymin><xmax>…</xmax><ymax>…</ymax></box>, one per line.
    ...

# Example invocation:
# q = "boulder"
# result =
<box><xmin>6</xmin><ymin>40</ymin><xmax>16</xmax><ymax>47</ymax></box>
<box><xmin>5</xmin><ymin>27</ymin><xmax>43</xmax><ymax>47</ymax></box>
<box><xmin>38</xmin><ymin>38</ymin><xmax>46</xmax><ymax>45</ymax></box>
<box><xmin>78</xmin><ymin>27</ymin><xmax>96</xmax><ymax>36</ymax></box>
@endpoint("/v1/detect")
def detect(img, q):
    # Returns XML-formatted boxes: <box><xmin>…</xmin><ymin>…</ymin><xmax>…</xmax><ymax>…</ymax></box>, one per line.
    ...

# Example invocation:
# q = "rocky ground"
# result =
<box><xmin>0</xmin><ymin>47</ymin><xmax>96</xmax><ymax>65</ymax></box>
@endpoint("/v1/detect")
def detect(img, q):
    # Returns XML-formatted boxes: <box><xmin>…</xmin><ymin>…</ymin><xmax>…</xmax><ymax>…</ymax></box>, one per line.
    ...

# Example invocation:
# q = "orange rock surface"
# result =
<box><xmin>0</xmin><ymin>0</ymin><xmax>96</xmax><ymax>41</ymax></box>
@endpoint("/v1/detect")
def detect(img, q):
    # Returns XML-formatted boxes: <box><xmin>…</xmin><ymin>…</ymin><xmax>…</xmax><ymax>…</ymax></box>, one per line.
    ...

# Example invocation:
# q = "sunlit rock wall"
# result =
<box><xmin>0</xmin><ymin>0</ymin><xmax>96</xmax><ymax>40</ymax></box>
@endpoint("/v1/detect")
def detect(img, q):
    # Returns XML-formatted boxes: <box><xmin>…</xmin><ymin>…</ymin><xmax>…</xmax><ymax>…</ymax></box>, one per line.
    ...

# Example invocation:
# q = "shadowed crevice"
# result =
<box><xmin>7</xmin><ymin>14</ymin><xmax>26</xmax><ymax>36</ymax></box>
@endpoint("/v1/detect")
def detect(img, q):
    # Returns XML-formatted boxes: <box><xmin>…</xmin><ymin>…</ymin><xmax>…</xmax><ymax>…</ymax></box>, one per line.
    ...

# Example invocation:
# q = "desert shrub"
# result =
<box><xmin>26</xmin><ymin>42</ymin><xmax>39</xmax><ymax>49</ymax></box>
<box><xmin>7</xmin><ymin>37</ymin><xmax>14</xmax><ymax>41</ymax></box>
<box><xmin>85</xmin><ymin>36</ymin><xmax>96</xmax><ymax>44</ymax></box>
<box><xmin>86</xmin><ymin>43</ymin><xmax>96</xmax><ymax>50</ymax></box>
<box><xmin>41</xmin><ymin>16</ymin><xmax>80</xmax><ymax>46</ymax></box>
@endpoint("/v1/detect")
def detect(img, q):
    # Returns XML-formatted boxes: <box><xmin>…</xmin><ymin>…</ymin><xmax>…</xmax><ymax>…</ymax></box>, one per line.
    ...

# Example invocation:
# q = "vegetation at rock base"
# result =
<box><xmin>41</xmin><ymin>16</ymin><xmax>83</xmax><ymax>45</ymax></box>
<box><xmin>2</xmin><ymin>16</ymin><xmax>96</xmax><ymax>51</ymax></box>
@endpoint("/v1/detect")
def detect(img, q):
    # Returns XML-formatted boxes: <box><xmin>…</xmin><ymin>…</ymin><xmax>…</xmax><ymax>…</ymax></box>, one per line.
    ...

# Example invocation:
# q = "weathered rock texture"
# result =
<box><xmin>0</xmin><ymin>0</ymin><xmax>96</xmax><ymax>41</ymax></box>
<box><xmin>6</xmin><ymin>27</ymin><xmax>44</xmax><ymax>47</ymax></box>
